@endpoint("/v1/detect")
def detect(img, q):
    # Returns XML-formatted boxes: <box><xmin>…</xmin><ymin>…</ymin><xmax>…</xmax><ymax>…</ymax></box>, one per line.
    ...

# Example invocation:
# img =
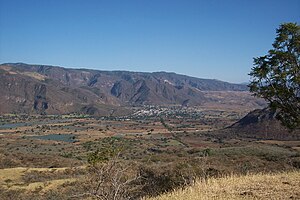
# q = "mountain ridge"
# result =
<box><xmin>0</xmin><ymin>63</ymin><xmax>261</xmax><ymax>116</ymax></box>
<box><xmin>1</xmin><ymin>62</ymin><xmax>245</xmax><ymax>84</ymax></box>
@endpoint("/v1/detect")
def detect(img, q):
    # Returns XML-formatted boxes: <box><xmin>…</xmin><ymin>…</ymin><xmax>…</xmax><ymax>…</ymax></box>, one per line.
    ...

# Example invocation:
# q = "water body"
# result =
<box><xmin>29</xmin><ymin>134</ymin><xmax>77</xmax><ymax>143</ymax></box>
<box><xmin>0</xmin><ymin>123</ymin><xmax>31</xmax><ymax>129</ymax></box>
<box><xmin>0</xmin><ymin>119</ymin><xmax>73</xmax><ymax>129</ymax></box>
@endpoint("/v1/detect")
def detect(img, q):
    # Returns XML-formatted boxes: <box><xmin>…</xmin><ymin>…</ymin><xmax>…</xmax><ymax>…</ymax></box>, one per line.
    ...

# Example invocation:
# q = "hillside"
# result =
<box><xmin>0</xmin><ymin>63</ymin><xmax>262</xmax><ymax>115</ymax></box>
<box><xmin>147</xmin><ymin>171</ymin><xmax>300</xmax><ymax>200</ymax></box>
<box><xmin>228</xmin><ymin>108</ymin><xmax>300</xmax><ymax>140</ymax></box>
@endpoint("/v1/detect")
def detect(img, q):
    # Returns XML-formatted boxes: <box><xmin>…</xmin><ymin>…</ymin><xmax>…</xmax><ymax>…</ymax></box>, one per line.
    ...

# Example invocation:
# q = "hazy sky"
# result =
<box><xmin>0</xmin><ymin>0</ymin><xmax>299</xmax><ymax>83</ymax></box>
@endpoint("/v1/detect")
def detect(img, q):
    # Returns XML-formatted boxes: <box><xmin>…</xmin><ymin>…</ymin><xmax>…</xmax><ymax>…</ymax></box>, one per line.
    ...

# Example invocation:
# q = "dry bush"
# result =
<box><xmin>71</xmin><ymin>154</ymin><xmax>141</xmax><ymax>200</ymax></box>
<box><xmin>0</xmin><ymin>153</ymin><xmax>20</xmax><ymax>168</ymax></box>
<box><xmin>0</xmin><ymin>188</ymin><xmax>68</xmax><ymax>200</ymax></box>
<box><xmin>22</xmin><ymin>167</ymin><xmax>86</xmax><ymax>183</ymax></box>
<box><xmin>72</xmin><ymin>154</ymin><xmax>214</xmax><ymax>199</ymax></box>
<box><xmin>0</xmin><ymin>186</ymin><xmax>23</xmax><ymax>200</ymax></box>
<box><xmin>137</xmin><ymin>158</ymin><xmax>214</xmax><ymax>198</ymax></box>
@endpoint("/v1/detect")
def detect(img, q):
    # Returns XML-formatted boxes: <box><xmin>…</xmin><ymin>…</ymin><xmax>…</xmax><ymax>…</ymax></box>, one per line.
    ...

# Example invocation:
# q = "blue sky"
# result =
<box><xmin>0</xmin><ymin>0</ymin><xmax>299</xmax><ymax>83</ymax></box>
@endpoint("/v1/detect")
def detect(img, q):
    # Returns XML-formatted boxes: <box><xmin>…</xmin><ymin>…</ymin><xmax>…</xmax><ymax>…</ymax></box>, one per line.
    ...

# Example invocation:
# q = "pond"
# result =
<box><xmin>0</xmin><ymin>123</ymin><xmax>31</xmax><ymax>129</ymax></box>
<box><xmin>0</xmin><ymin>119</ymin><xmax>73</xmax><ymax>129</ymax></box>
<box><xmin>29</xmin><ymin>134</ymin><xmax>77</xmax><ymax>143</ymax></box>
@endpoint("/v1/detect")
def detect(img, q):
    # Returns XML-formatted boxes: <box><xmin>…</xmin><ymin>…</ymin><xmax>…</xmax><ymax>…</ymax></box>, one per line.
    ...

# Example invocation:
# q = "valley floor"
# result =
<box><xmin>0</xmin><ymin>111</ymin><xmax>299</xmax><ymax>199</ymax></box>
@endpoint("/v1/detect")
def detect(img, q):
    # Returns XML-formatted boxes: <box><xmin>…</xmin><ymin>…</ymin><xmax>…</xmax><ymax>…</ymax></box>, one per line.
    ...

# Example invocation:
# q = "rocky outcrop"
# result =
<box><xmin>33</xmin><ymin>84</ymin><xmax>48</xmax><ymax>114</ymax></box>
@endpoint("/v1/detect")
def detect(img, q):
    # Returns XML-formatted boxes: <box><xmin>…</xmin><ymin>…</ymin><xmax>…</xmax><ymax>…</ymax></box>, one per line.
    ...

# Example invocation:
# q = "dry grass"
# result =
<box><xmin>146</xmin><ymin>171</ymin><xmax>300</xmax><ymax>200</ymax></box>
<box><xmin>0</xmin><ymin>66</ymin><xmax>46</xmax><ymax>79</ymax></box>
<box><xmin>0</xmin><ymin>167</ymin><xmax>76</xmax><ymax>192</ymax></box>
<box><xmin>10</xmin><ymin>178</ymin><xmax>76</xmax><ymax>192</ymax></box>
<box><xmin>21</xmin><ymin>72</ymin><xmax>46</xmax><ymax>81</ymax></box>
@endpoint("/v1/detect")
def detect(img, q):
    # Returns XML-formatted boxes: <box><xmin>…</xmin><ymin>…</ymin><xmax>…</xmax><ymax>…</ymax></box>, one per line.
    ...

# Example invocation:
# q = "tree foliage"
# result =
<box><xmin>249</xmin><ymin>22</ymin><xmax>300</xmax><ymax>129</ymax></box>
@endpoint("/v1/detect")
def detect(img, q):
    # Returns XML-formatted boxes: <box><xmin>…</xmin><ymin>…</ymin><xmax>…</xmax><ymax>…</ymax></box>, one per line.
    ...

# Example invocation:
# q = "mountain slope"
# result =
<box><xmin>229</xmin><ymin>108</ymin><xmax>300</xmax><ymax>140</ymax></box>
<box><xmin>0</xmin><ymin>63</ymin><xmax>258</xmax><ymax>115</ymax></box>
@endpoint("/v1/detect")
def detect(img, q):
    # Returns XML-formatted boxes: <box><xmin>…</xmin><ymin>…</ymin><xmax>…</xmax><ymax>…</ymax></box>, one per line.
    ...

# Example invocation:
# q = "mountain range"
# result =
<box><xmin>0</xmin><ymin>63</ymin><xmax>263</xmax><ymax>115</ymax></box>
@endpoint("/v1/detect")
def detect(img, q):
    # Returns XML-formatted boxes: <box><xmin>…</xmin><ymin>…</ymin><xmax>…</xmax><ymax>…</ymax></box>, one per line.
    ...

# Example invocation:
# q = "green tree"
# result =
<box><xmin>249</xmin><ymin>23</ymin><xmax>300</xmax><ymax>130</ymax></box>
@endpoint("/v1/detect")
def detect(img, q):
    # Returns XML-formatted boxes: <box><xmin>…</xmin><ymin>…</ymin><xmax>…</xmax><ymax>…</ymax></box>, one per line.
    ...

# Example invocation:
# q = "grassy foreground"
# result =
<box><xmin>146</xmin><ymin>171</ymin><xmax>300</xmax><ymax>200</ymax></box>
<box><xmin>0</xmin><ymin>167</ymin><xmax>77</xmax><ymax>192</ymax></box>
